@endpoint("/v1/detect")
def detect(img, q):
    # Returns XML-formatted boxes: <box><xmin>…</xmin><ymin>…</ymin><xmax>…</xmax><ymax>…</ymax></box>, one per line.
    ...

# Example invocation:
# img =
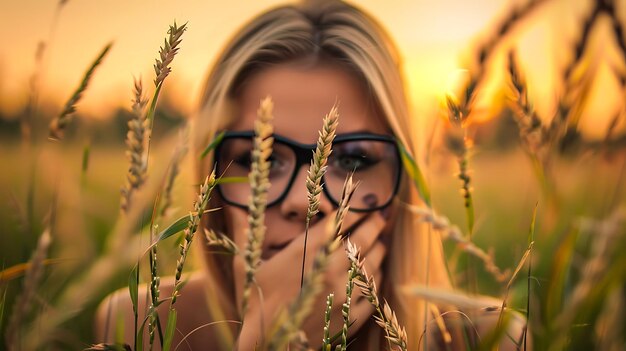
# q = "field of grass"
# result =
<box><xmin>1</xmin><ymin>125</ymin><xmax>624</xmax><ymax>350</ymax></box>
<box><xmin>2</xmin><ymin>1</ymin><xmax>626</xmax><ymax>350</ymax></box>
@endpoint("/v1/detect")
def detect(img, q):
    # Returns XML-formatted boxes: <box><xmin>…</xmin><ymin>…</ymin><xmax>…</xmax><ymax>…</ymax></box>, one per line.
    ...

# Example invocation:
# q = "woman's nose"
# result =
<box><xmin>279</xmin><ymin>165</ymin><xmax>332</xmax><ymax>223</ymax></box>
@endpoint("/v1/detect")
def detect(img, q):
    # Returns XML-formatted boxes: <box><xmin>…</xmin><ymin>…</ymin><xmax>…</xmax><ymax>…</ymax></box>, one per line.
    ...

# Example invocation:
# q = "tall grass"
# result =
<box><xmin>1</xmin><ymin>0</ymin><xmax>625</xmax><ymax>350</ymax></box>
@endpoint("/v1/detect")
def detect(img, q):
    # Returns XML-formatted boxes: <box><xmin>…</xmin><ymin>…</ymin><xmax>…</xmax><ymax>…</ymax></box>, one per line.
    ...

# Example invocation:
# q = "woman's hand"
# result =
<box><xmin>233</xmin><ymin>211</ymin><xmax>388</xmax><ymax>350</ymax></box>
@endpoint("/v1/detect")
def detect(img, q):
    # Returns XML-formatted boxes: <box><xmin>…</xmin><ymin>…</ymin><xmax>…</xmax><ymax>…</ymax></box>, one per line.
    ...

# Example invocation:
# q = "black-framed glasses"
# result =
<box><xmin>214</xmin><ymin>131</ymin><xmax>402</xmax><ymax>212</ymax></box>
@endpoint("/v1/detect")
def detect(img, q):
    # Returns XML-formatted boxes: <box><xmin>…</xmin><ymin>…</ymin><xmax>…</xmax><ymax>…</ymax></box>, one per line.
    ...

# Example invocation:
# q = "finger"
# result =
<box><xmin>309</xmin><ymin>209</ymin><xmax>370</xmax><ymax>245</ymax></box>
<box><xmin>325</xmin><ymin>212</ymin><xmax>386</xmax><ymax>286</ymax></box>
<box><xmin>279</xmin><ymin>209</ymin><xmax>368</xmax><ymax>266</ymax></box>
<box><xmin>347</xmin><ymin>293</ymin><xmax>376</xmax><ymax>337</ymax></box>
<box><xmin>344</xmin><ymin>211</ymin><xmax>386</xmax><ymax>256</ymax></box>
<box><xmin>362</xmin><ymin>240</ymin><xmax>386</xmax><ymax>274</ymax></box>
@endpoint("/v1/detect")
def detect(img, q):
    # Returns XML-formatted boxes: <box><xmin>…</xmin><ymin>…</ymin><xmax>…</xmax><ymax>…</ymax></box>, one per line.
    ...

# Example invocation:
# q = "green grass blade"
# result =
<box><xmin>0</xmin><ymin>287</ymin><xmax>7</xmax><ymax>333</ymax></box>
<box><xmin>397</xmin><ymin>142</ymin><xmax>431</xmax><ymax>207</ymax></box>
<box><xmin>128</xmin><ymin>264</ymin><xmax>139</xmax><ymax>350</ymax></box>
<box><xmin>216</xmin><ymin>176</ymin><xmax>248</xmax><ymax>185</ymax></box>
<box><xmin>157</xmin><ymin>208</ymin><xmax>220</xmax><ymax>242</ymax></box>
<box><xmin>157</xmin><ymin>214</ymin><xmax>192</xmax><ymax>242</ymax></box>
<box><xmin>546</xmin><ymin>227</ymin><xmax>578</xmax><ymax>321</ymax></box>
<box><xmin>146</xmin><ymin>82</ymin><xmax>163</xmax><ymax>131</ymax></box>
<box><xmin>524</xmin><ymin>203</ymin><xmax>538</xmax><ymax>351</ymax></box>
<box><xmin>82</xmin><ymin>143</ymin><xmax>90</xmax><ymax>174</ymax></box>
<box><xmin>81</xmin><ymin>142</ymin><xmax>91</xmax><ymax>188</ymax></box>
<box><xmin>136</xmin><ymin>319</ymin><xmax>145</xmax><ymax>351</ymax></box>
<box><xmin>136</xmin><ymin>310</ymin><xmax>155</xmax><ymax>351</ymax></box>
<box><xmin>200</xmin><ymin>131</ymin><xmax>225</xmax><ymax>159</ymax></box>
<box><xmin>162</xmin><ymin>309</ymin><xmax>177</xmax><ymax>351</ymax></box>
<box><xmin>128</xmin><ymin>265</ymin><xmax>139</xmax><ymax>313</ymax></box>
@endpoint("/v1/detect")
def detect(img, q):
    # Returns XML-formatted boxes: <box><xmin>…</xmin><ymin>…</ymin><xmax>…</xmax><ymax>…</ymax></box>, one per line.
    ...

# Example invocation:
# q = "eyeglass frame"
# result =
<box><xmin>213</xmin><ymin>130</ymin><xmax>403</xmax><ymax>212</ymax></box>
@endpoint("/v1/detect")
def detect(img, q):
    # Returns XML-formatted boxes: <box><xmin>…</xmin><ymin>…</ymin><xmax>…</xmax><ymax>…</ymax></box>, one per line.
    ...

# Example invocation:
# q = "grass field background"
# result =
<box><xmin>1</xmin><ymin>0</ymin><xmax>626</xmax><ymax>349</ymax></box>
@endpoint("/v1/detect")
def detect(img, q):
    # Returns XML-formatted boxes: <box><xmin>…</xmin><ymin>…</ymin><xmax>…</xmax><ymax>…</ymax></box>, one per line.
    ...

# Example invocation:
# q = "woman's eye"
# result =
<box><xmin>333</xmin><ymin>154</ymin><xmax>377</xmax><ymax>171</ymax></box>
<box><xmin>232</xmin><ymin>152</ymin><xmax>286</xmax><ymax>172</ymax></box>
<box><xmin>233</xmin><ymin>153</ymin><xmax>252</xmax><ymax>168</ymax></box>
<box><xmin>268</xmin><ymin>154</ymin><xmax>286</xmax><ymax>172</ymax></box>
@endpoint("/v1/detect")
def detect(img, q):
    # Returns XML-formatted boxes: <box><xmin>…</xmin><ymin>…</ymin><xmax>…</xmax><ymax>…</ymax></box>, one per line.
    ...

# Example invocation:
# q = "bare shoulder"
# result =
<box><xmin>93</xmin><ymin>271</ymin><xmax>210</xmax><ymax>348</ymax></box>
<box><xmin>429</xmin><ymin>299</ymin><xmax>530</xmax><ymax>351</ymax></box>
<box><xmin>471</xmin><ymin>305</ymin><xmax>529</xmax><ymax>351</ymax></box>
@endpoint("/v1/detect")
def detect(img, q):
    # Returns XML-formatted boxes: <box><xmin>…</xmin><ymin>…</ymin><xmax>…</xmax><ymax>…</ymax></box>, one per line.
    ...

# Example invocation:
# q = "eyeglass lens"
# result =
<box><xmin>216</xmin><ymin>137</ymin><xmax>400</xmax><ymax>211</ymax></box>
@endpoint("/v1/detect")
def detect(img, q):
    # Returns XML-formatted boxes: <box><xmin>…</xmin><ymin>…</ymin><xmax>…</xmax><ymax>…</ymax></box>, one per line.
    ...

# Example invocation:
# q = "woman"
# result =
<box><xmin>97</xmin><ymin>0</ymin><xmax>526</xmax><ymax>349</ymax></box>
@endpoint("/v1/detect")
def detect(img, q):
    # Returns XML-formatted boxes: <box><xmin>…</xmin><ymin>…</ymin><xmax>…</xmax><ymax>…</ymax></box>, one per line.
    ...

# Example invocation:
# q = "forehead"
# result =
<box><xmin>231</xmin><ymin>62</ymin><xmax>390</xmax><ymax>143</ymax></box>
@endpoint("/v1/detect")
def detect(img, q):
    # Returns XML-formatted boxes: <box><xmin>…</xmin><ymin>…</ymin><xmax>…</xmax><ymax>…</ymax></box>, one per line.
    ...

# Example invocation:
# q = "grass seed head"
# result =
<box><xmin>153</xmin><ymin>22</ymin><xmax>187</xmax><ymax>87</ymax></box>
<box><xmin>306</xmin><ymin>104</ymin><xmax>339</xmax><ymax>222</ymax></box>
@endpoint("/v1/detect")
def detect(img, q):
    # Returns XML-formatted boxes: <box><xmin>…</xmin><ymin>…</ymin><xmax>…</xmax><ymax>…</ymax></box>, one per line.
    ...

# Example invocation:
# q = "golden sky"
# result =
<box><xmin>1</xmin><ymin>0</ymin><xmax>623</xmax><ymax>138</ymax></box>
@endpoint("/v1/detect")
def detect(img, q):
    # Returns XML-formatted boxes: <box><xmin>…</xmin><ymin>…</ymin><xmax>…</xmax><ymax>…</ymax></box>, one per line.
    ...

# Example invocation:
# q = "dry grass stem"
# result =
<box><xmin>5</xmin><ymin>228</ymin><xmax>52</xmax><ymax>350</ymax></box>
<box><xmin>241</xmin><ymin>97</ymin><xmax>274</xmax><ymax>320</ymax></box>
<box><xmin>507</xmin><ymin>51</ymin><xmax>549</xmax><ymax>160</ymax></box>
<box><xmin>154</xmin><ymin>22</ymin><xmax>187</xmax><ymax>87</ymax></box>
<box><xmin>171</xmin><ymin>171</ymin><xmax>217</xmax><ymax>306</ymax></box>
<box><xmin>428</xmin><ymin>304</ymin><xmax>452</xmax><ymax>348</ymax></box>
<box><xmin>267</xmin><ymin>175</ymin><xmax>356</xmax><ymax>350</ymax></box>
<box><xmin>377</xmin><ymin>303</ymin><xmax>408</xmax><ymax>351</ymax></box>
<box><xmin>48</xmin><ymin>43</ymin><xmax>112</xmax><ymax>140</ymax></box>
<box><xmin>120</xmin><ymin>78</ymin><xmax>149</xmax><ymax>213</ymax></box>
<box><xmin>204</xmin><ymin>228</ymin><xmax>239</xmax><ymax>255</ymax></box>
<box><xmin>84</xmin><ymin>343</ymin><xmax>132</xmax><ymax>351</ymax></box>
<box><xmin>401</xmin><ymin>285</ymin><xmax>494</xmax><ymax>310</ymax></box>
<box><xmin>405</xmin><ymin>204</ymin><xmax>509</xmax><ymax>282</ymax></box>
<box><xmin>345</xmin><ymin>240</ymin><xmax>408</xmax><ymax>351</ymax></box>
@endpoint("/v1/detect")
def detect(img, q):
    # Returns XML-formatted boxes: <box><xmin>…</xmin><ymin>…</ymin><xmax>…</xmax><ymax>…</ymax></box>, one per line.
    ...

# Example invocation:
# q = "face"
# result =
<box><xmin>219</xmin><ymin>61</ymin><xmax>398</xmax><ymax>259</ymax></box>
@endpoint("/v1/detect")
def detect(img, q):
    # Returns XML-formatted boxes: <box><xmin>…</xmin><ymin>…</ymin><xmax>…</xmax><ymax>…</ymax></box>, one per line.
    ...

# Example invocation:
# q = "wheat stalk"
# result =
<box><xmin>306</xmin><ymin>104</ymin><xmax>339</xmax><ymax>221</ymax></box>
<box><xmin>241</xmin><ymin>97</ymin><xmax>274</xmax><ymax>321</ymax></box>
<box><xmin>301</xmin><ymin>103</ymin><xmax>339</xmax><ymax>288</ymax></box>
<box><xmin>148</xmin><ymin>224</ymin><xmax>161</xmax><ymax>351</ymax></box>
<box><xmin>153</xmin><ymin>22</ymin><xmax>186</xmax><ymax>87</ymax></box>
<box><xmin>5</xmin><ymin>228</ymin><xmax>52</xmax><ymax>351</ymax></box>
<box><xmin>507</xmin><ymin>51</ymin><xmax>548</xmax><ymax>159</ymax></box>
<box><xmin>267</xmin><ymin>175</ymin><xmax>356</xmax><ymax>350</ymax></box>
<box><xmin>339</xmin><ymin>266</ymin><xmax>357</xmax><ymax>350</ymax></box>
<box><xmin>48</xmin><ymin>43</ymin><xmax>112</xmax><ymax>140</ymax></box>
<box><xmin>120</xmin><ymin>78</ymin><xmax>149</xmax><ymax>213</ymax></box>
<box><xmin>204</xmin><ymin>228</ymin><xmax>239</xmax><ymax>255</ymax></box>
<box><xmin>444</xmin><ymin>0</ymin><xmax>548</xmax><ymax>235</ymax></box>
<box><xmin>405</xmin><ymin>204</ymin><xmax>509</xmax><ymax>282</ymax></box>
<box><xmin>345</xmin><ymin>239</ymin><xmax>408</xmax><ymax>351</ymax></box>
<box><xmin>322</xmin><ymin>293</ymin><xmax>334</xmax><ymax>350</ymax></box>
<box><xmin>171</xmin><ymin>171</ymin><xmax>217</xmax><ymax>306</ymax></box>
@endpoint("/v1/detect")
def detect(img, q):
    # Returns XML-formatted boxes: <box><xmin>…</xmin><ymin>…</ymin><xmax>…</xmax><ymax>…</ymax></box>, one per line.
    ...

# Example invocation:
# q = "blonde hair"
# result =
<box><xmin>192</xmin><ymin>0</ymin><xmax>452</xmax><ymax>348</ymax></box>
